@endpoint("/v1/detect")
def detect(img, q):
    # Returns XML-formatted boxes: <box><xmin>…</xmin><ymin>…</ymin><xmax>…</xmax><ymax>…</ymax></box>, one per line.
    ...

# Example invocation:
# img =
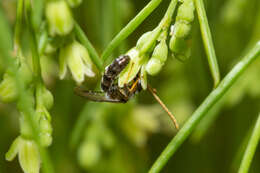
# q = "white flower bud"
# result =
<box><xmin>46</xmin><ymin>1</ymin><xmax>74</xmax><ymax>36</ymax></box>
<box><xmin>59</xmin><ymin>41</ymin><xmax>96</xmax><ymax>84</ymax></box>
<box><xmin>145</xmin><ymin>58</ymin><xmax>164</xmax><ymax>76</ymax></box>
<box><xmin>152</xmin><ymin>40</ymin><xmax>168</xmax><ymax>63</ymax></box>
<box><xmin>18</xmin><ymin>139</ymin><xmax>40</xmax><ymax>173</ymax></box>
<box><xmin>136</xmin><ymin>31</ymin><xmax>156</xmax><ymax>53</ymax></box>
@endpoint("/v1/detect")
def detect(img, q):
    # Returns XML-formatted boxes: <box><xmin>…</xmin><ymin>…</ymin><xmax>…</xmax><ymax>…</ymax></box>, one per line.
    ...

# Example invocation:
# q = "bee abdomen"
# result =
<box><xmin>101</xmin><ymin>55</ymin><xmax>130</xmax><ymax>91</ymax></box>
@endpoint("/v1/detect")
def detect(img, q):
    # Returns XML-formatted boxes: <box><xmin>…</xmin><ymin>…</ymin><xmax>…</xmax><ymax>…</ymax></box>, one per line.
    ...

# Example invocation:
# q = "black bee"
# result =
<box><xmin>75</xmin><ymin>55</ymin><xmax>142</xmax><ymax>103</ymax></box>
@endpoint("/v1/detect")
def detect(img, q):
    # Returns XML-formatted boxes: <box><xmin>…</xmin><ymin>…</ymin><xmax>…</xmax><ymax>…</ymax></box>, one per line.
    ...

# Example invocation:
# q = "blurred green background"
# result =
<box><xmin>0</xmin><ymin>0</ymin><xmax>260</xmax><ymax>172</ymax></box>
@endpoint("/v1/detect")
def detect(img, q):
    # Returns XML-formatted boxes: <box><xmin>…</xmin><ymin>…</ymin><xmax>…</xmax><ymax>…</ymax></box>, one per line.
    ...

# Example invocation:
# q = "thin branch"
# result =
<box><xmin>238</xmin><ymin>113</ymin><xmax>260</xmax><ymax>173</ymax></box>
<box><xmin>194</xmin><ymin>0</ymin><xmax>220</xmax><ymax>87</ymax></box>
<box><xmin>148</xmin><ymin>42</ymin><xmax>260</xmax><ymax>173</ymax></box>
<box><xmin>101</xmin><ymin>0</ymin><xmax>162</xmax><ymax>62</ymax></box>
<box><xmin>148</xmin><ymin>85</ymin><xmax>179</xmax><ymax>130</ymax></box>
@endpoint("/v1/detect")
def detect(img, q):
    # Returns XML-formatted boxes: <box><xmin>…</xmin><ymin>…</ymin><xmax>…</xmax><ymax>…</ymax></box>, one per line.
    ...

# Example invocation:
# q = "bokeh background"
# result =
<box><xmin>0</xmin><ymin>0</ymin><xmax>260</xmax><ymax>172</ymax></box>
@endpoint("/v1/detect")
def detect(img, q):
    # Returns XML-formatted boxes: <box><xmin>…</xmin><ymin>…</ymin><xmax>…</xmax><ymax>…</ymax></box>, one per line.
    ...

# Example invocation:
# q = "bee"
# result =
<box><xmin>74</xmin><ymin>55</ymin><xmax>142</xmax><ymax>103</ymax></box>
<box><xmin>75</xmin><ymin>55</ymin><xmax>179</xmax><ymax>129</ymax></box>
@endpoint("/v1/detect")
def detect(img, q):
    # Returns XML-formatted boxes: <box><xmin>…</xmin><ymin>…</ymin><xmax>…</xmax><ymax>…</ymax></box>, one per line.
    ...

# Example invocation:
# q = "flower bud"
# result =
<box><xmin>46</xmin><ymin>1</ymin><xmax>74</xmax><ymax>36</ymax></box>
<box><xmin>176</xmin><ymin>1</ymin><xmax>195</xmax><ymax>23</ymax></box>
<box><xmin>66</xmin><ymin>0</ymin><xmax>82</xmax><ymax>8</ymax></box>
<box><xmin>59</xmin><ymin>41</ymin><xmax>96</xmax><ymax>84</ymax></box>
<box><xmin>174</xmin><ymin>22</ymin><xmax>191</xmax><ymax>38</ymax></box>
<box><xmin>78</xmin><ymin>141</ymin><xmax>101</xmax><ymax>169</ymax></box>
<box><xmin>39</xmin><ymin>116</ymin><xmax>53</xmax><ymax>147</ymax></box>
<box><xmin>18</xmin><ymin>139</ymin><xmax>40</xmax><ymax>173</ymax></box>
<box><xmin>136</xmin><ymin>31</ymin><xmax>156</xmax><ymax>53</ymax></box>
<box><xmin>152</xmin><ymin>40</ymin><xmax>168</xmax><ymax>63</ymax></box>
<box><xmin>145</xmin><ymin>58</ymin><xmax>164</xmax><ymax>76</ymax></box>
<box><xmin>169</xmin><ymin>36</ymin><xmax>191</xmax><ymax>61</ymax></box>
<box><xmin>41</xmin><ymin>87</ymin><xmax>54</xmax><ymax>110</ymax></box>
<box><xmin>0</xmin><ymin>73</ymin><xmax>18</xmax><ymax>103</ymax></box>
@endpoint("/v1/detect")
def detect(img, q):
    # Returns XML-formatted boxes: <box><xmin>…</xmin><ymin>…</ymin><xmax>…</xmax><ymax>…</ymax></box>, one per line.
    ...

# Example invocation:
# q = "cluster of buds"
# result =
<box><xmin>45</xmin><ymin>0</ymin><xmax>96</xmax><ymax>84</ymax></box>
<box><xmin>118</xmin><ymin>0</ymin><xmax>195</xmax><ymax>90</ymax></box>
<box><xmin>169</xmin><ymin>0</ymin><xmax>195</xmax><ymax>61</ymax></box>
<box><xmin>0</xmin><ymin>48</ymin><xmax>53</xmax><ymax>173</ymax></box>
<box><xmin>4</xmin><ymin>79</ymin><xmax>54</xmax><ymax>173</ymax></box>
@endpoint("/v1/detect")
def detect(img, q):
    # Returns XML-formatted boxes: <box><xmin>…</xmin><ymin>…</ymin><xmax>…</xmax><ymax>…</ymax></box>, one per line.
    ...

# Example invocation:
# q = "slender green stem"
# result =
<box><xmin>194</xmin><ymin>0</ymin><xmax>220</xmax><ymax>87</ymax></box>
<box><xmin>25</xmin><ymin>0</ymin><xmax>42</xmax><ymax>80</ymax></box>
<box><xmin>238</xmin><ymin>113</ymin><xmax>260</xmax><ymax>173</ymax></box>
<box><xmin>74</xmin><ymin>22</ymin><xmax>103</xmax><ymax>71</ymax></box>
<box><xmin>31</xmin><ymin>0</ymin><xmax>45</xmax><ymax>30</ymax></box>
<box><xmin>101</xmin><ymin>0</ymin><xmax>162</xmax><ymax>62</ymax></box>
<box><xmin>148</xmin><ymin>42</ymin><xmax>260</xmax><ymax>173</ymax></box>
<box><xmin>14</xmin><ymin>0</ymin><xmax>24</xmax><ymax>52</ymax></box>
<box><xmin>191</xmin><ymin>98</ymin><xmax>224</xmax><ymax>143</ymax></box>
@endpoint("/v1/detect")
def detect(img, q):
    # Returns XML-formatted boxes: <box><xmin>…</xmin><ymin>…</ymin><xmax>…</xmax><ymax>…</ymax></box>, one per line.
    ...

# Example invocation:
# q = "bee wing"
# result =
<box><xmin>74</xmin><ymin>87</ymin><xmax>123</xmax><ymax>103</ymax></box>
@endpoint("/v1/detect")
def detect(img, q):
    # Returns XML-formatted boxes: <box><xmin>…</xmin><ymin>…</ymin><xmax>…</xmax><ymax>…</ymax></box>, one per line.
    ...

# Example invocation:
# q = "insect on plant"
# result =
<box><xmin>75</xmin><ymin>55</ymin><xmax>179</xmax><ymax>129</ymax></box>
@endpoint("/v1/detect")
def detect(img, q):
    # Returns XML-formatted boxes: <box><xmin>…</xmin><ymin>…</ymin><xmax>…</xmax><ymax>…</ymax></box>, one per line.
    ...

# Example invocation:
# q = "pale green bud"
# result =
<box><xmin>59</xmin><ymin>41</ymin><xmax>96</xmax><ymax>84</ymax></box>
<box><xmin>136</xmin><ymin>31</ymin><xmax>156</xmax><ymax>53</ymax></box>
<box><xmin>169</xmin><ymin>35</ymin><xmax>191</xmax><ymax>61</ymax></box>
<box><xmin>41</xmin><ymin>87</ymin><xmax>54</xmax><ymax>110</ymax></box>
<box><xmin>66</xmin><ymin>0</ymin><xmax>82</xmax><ymax>8</ymax></box>
<box><xmin>152</xmin><ymin>40</ymin><xmax>168</xmax><ymax>63</ymax></box>
<box><xmin>18</xmin><ymin>139</ymin><xmax>40</xmax><ymax>173</ymax></box>
<box><xmin>170</xmin><ymin>35</ymin><xmax>185</xmax><ymax>53</ymax></box>
<box><xmin>173</xmin><ymin>22</ymin><xmax>191</xmax><ymax>38</ymax></box>
<box><xmin>145</xmin><ymin>58</ymin><xmax>164</xmax><ymax>76</ymax></box>
<box><xmin>46</xmin><ymin>1</ymin><xmax>74</xmax><ymax>36</ymax></box>
<box><xmin>39</xmin><ymin>116</ymin><xmax>53</xmax><ymax>147</ymax></box>
<box><xmin>0</xmin><ymin>73</ymin><xmax>18</xmax><ymax>103</ymax></box>
<box><xmin>6</xmin><ymin>137</ymin><xmax>41</xmax><ymax>173</ymax></box>
<box><xmin>176</xmin><ymin>1</ymin><xmax>195</xmax><ymax>23</ymax></box>
<box><xmin>78</xmin><ymin>141</ymin><xmax>101</xmax><ymax>169</ymax></box>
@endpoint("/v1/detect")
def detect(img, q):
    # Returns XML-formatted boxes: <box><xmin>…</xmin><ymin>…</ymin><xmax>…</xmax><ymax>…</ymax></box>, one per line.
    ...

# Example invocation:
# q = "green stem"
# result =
<box><xmin>74</xmin><ymin>22</ymin><xmax>103</xmax><ymax>71</ymax></box>
<box><xmin>14</xmin><ymin>0</ymin><xmax>24</xmax><ymax>52</ymax></box>
<box><xmin>238</xmin><ymin>113</ymin><xmax>260</xmax><ymax>173</ymax></box>
<box><xmin>25</xmin><ymin>0</ymin><xmax>42</xmax><ymax>80</ymax></box>
<box><xmin>101</xmin><ymin>0</ymin><xmax>162</xmax><ymax>62</ymax></box>
<box><xmin>194</xmin><ymin>0</ymin><xmax>220</xmax><ymax>87</ymax></box>
<box><xmin>148</xmin><ymin>41</ymin><xmax>260</xmax><ymax>173</ymax></box>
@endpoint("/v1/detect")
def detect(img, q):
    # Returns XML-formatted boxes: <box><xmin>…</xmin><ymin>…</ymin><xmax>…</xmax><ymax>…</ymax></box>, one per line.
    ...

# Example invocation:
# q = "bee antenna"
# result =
<box><xmin>148</xmin><ymin>85</ymin><xmax>179</xmax><ymax>130</ymax></box>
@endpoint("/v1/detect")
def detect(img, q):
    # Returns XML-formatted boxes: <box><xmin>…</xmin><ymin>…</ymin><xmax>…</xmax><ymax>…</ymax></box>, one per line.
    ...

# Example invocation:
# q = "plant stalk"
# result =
<box><xmin>148</xmin><ymin>42</ymin><xmax>260</xmax><ymax>173</ymax></box>
<box><xmin>238</xmin><ymin>113</ymin><xmax>260</xmax><ymax>173</ymax></box>
<box><xmin>194</xmin><ymin>0</ymin><xmax>220</xmax><ymax>87</ymax></box>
